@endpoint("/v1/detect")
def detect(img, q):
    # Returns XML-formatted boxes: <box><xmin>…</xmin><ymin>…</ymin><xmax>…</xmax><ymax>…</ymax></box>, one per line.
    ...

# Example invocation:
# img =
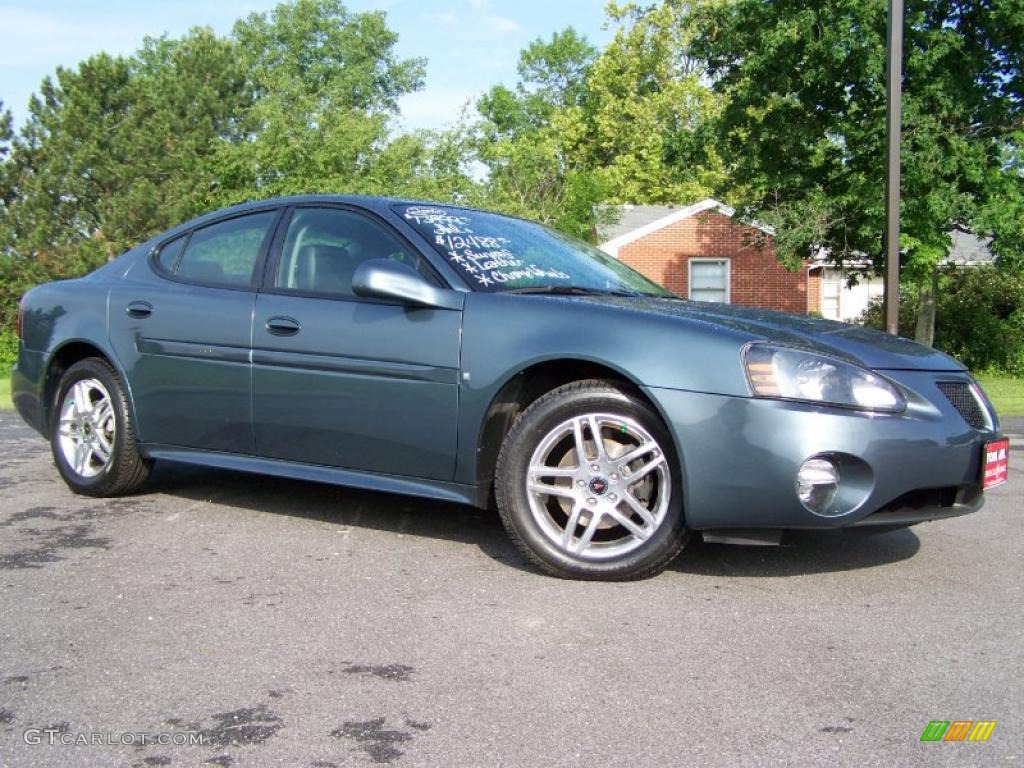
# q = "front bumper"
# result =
<box><xmin>647</xmin><ymin>369</ymin><xmax>999</xmax><ymax>530</ymax></box>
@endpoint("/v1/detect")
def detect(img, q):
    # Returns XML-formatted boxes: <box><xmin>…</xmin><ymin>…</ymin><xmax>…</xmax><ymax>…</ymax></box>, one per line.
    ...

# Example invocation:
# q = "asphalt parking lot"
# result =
<box><xmin>0</xmin><ymin>411</ymin><xmax>1021</xmax><ymax>768</ymax></box>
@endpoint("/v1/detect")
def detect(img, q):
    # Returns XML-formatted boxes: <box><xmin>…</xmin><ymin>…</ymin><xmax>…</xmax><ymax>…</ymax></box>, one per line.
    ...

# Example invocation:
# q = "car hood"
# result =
<box><xmin>571</xmin><ymin>295</ymin><xmax>966</xmax><ymax>371</ymax></box>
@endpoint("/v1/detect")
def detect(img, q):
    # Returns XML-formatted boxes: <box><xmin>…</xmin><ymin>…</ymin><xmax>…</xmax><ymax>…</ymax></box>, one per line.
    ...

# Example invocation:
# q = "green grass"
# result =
<box><xmin>0</xmin><ymin>373</ymin><xmax>10</xmax><ymax>411</ymax></box>
<box><xmin>977</xmin><ymin>375</ymin><xmax>1024</xmax><ymax>417</ymax></box>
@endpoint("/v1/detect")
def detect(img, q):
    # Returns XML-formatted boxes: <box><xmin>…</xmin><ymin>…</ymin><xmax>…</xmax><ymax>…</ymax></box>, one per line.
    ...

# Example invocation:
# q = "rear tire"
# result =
<box><xmin>495</xmin><ymin>379</ymin><xmax>689</xmax><ymax>580</ymax></box>
<box><xmin>51</xmin><ymin>357</ymin><xmax>151</xmax><ymax>497</ymax></box>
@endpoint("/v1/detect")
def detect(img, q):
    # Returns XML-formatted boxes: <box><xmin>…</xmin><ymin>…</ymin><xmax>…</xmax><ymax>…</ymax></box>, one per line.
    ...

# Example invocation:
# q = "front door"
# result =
<box><xmin>251</xmin><ymin>206</ymin><xmax>462</xmax><ymax>480</ymax></box>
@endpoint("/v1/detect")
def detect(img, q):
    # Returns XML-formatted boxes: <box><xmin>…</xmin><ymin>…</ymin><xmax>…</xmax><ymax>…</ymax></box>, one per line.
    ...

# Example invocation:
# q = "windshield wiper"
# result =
<box><xmin>502</xmin><ymin>286</ymin><xmax>645</xmax><ymax>297</ymax></box>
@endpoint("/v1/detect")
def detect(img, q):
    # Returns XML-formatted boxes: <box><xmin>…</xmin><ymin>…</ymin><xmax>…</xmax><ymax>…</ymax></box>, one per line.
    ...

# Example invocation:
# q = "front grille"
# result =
<box><xmin>936</xmin><ymin>381</ymin><xmax>987</xmax><ymax>429</ymax></box>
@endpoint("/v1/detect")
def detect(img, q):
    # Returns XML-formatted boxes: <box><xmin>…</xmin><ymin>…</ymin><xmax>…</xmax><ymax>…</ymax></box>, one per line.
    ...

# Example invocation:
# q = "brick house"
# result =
<box><xmin>599</xmin><ymin>200</ymin><xmax>994</xmax><ymax>320</ymax></box>
<box><xmin>598</xmin><ymin>199</ymin><xmax>812</xmax><ymax>315</ymax></box>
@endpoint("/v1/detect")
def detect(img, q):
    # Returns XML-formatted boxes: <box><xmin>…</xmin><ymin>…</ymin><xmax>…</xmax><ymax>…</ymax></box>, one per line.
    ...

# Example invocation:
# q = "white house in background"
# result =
<box><xmin>809</xmin><ymin>228</ymin><xmax>996</xmax><ymax>322</ymax></box>
<box><xmin>811</xmin><ymin>265</ymin><xmax>885</xmax><ymax>322</ymax></box>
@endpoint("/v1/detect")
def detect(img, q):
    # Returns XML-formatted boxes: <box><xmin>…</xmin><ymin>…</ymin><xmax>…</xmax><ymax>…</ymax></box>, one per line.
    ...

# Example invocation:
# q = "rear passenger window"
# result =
<box><xmin>175</xmin><ymin>212</ymin><xmax>276</xmax><ymax>288</ymax></box>
<box><xmin>155</xmin><ymin>235</ymin><xmax>187</xmax><ymax>273</ymax></box>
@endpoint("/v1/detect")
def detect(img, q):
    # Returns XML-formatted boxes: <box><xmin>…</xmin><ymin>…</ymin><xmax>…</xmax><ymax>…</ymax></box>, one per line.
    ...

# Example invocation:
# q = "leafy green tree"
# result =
<box><xmin>474</xmin><ymin>9</ymin><xmax>725</xmax><ymax>239</ymax></box>
<box><xmin>478</xmin><ymin>28</ymin><xmax>597</xmax><ymax>141</ymax></box>
<box><xmin>4</xmin><ymin>28</ymin><xmax>245</xmax><ymax>264</ymax></box>
<box><xmin>213</xmin><ymin>0</ymin><xmax>426</xmax><ymax>202</ymax></box>
<box><xmin>977</xmin><ymin>140</ymin><xmax>1024</xmax><ymax>272</ymax></box>
<box><xmin>519</xmin><ymin>27</ymin><xmax>598</xmax><ymax>111</ymax></box>
<box><xmin>475</xmin><ymin>28</ymin><xmax>607</xmax><ymax>239</ymax></box>
<box><xmin>0</xmin><ymin>96</ymin><xmax>15</xmax><ymax>335</ymax></box>
<box><xmin>690</xmin><ymin>0</ymin><xmax>1023</xmax><ymax>344</ymax></box>
<box><xmin>0</xmin><ymin>0</ymin><xmax>449</xmax><ymax>341</ymax></box>
<box><xmin>359</xmin><ymin>127</ymin><xmax>481</xmax><ymax>203</ymax></box>
<box><xmin>0</xmin><ymin>100</ymin><xmax>10</xmax><ymax>161</ymax></box>
<box><xmin>0</xmin><ymin>98</ymin><xmax>12</xmax><ymax>235</ymax></box>
<box><xmin>9</xmin><ymin>52</ymin><xmax>136</xmax><ymax>266</ymax></box>
<box><xmin>0</xmin><ymin>37</ymin><xmax>247</xmax><ymax>334</ymax></box>
<box><xmin>127</xmin><ymin>31</ymin><xmax>250</xmax><ymax>221</ymax></box>
<box><xmin>562</xmin><ymin>2</ymin><xmax>724</xmax><ymax>205</ymax></box>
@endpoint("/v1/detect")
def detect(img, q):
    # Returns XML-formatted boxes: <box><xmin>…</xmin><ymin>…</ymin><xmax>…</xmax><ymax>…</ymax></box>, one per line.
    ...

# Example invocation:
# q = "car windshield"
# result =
<box><xmin>395</xmin><ymin>203</ymin><xmax>674</xmax><ymax>296</ymax></box>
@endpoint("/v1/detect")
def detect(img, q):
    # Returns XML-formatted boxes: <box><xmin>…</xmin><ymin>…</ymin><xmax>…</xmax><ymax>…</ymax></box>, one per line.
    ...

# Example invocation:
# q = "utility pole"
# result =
<box><xmin>883</xmin><ymin>0</ymin><xmax>904</xmax><ymax>335</ymax></box>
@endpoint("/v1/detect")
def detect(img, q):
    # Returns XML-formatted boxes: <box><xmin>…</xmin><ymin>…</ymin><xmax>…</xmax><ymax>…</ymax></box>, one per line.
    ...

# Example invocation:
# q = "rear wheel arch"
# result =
<box><xmin>50</xmin><ymin>355</ymin><xmax>151</xmax><ymax>496</ymax></box>
<box><xmin>43</xmin><ymin>341</ymin><xmax>138</xmax><ymax>437</ymax></box>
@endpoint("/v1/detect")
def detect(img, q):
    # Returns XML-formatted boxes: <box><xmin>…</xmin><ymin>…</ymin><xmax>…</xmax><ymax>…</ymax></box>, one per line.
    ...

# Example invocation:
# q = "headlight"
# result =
<box><xmin>743</xmin><ymin>344</ymin><xmax>905</xmax><ymax>413</ymax></box>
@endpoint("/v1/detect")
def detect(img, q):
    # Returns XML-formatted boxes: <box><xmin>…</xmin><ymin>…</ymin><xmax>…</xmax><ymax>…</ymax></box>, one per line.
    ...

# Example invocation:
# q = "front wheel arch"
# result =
<box><xmin>473</xmin><ymin>359</ymin><xmax>683</xmax><ymax>508</ymax></box>
<box><xmin>494</xmin><ymin>378</ymin><xmax>689</xmax><ymax>580</ymax></box>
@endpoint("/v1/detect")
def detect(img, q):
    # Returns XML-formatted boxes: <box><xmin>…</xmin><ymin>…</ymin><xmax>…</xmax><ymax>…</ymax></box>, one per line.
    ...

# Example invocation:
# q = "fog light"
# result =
<box><xmin>796</xmin><ymin>458</ymin><xmax>840</xmax><ymax>514</ymax></box>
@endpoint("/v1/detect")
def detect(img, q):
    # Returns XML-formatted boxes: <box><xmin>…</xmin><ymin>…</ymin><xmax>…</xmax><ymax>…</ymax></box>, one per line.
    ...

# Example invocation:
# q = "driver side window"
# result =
<box><xmin>274</xmin><ymin>208</ymin><xmax>431</xmax><ymax>297</ymax></box>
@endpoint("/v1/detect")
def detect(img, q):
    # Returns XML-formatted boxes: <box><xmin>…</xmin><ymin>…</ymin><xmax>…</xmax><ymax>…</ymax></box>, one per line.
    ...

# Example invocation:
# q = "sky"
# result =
<box><xmin>0</xmin><ymin>0</ymin><xmax>613</xmax><ymax>131</ymax></box>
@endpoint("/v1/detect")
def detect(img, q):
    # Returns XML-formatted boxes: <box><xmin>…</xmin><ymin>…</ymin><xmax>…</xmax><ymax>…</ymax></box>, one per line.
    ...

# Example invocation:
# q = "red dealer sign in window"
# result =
<box><xmin>982</xmin><ymin>439</ymin><xmax>1009</xmax><ymax>490</ymax></box>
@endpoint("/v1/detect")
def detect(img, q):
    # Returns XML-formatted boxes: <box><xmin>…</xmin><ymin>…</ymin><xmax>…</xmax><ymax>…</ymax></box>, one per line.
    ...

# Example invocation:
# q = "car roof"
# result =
<box><xmin>201</xmin><ymin>194</ymin><xmax>456</xmax><ymax>218</ymax></box>
<box><xmin>138</xmin><ymin>194</ymin><xmax>525</xmax><ymax>258</ymax></box>
<box><xmin>142</xmin><ymin>195</ymin><xmax>426</xmax><ymax>246</ymax></box>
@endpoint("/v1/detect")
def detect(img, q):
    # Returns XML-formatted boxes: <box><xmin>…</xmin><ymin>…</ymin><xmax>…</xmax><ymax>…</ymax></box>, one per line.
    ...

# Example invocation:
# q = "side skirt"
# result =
<box><xmin>139</xmin><ymin>444</ymin><xmax>479</xmax><ymax>507</ymax></box>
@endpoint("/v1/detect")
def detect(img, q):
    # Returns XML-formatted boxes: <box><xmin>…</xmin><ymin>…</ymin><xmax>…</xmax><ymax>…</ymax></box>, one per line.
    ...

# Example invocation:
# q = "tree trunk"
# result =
<box><xmin>914</xmin><ymin>266</ymin><xmax>938</xmax><ymax>347</ymax></box>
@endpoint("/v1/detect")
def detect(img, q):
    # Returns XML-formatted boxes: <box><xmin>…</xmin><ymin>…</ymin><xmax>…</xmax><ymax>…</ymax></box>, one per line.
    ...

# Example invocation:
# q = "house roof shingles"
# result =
<box><xmin>598</xmin><ymin>205</ymin><xmax>687</xmax><ymax>244</ymax></box>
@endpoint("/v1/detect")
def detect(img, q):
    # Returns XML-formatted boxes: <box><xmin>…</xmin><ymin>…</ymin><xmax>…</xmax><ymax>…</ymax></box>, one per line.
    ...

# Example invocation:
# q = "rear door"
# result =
<box><xmin>109</xmin><ymin>209</ymin><xmax>280</xmax><ymax>452</ymax></box>
<box><xmin>251</xmin><ymin>205</ymin><xmax>462</xmax><ymax>480</ymax></box>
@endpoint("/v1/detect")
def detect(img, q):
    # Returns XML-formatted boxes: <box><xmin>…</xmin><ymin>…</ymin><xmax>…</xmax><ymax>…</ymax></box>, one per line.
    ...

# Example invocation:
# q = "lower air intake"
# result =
<box><xmin>936</xmin><ymin>381</ymin><xmax>986</xmax><ymax>430</ymax></box>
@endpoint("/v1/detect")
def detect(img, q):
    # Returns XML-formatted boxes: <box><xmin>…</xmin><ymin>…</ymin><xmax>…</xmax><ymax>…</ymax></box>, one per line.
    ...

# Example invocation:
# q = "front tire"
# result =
<box><xmin>495</xmin><ymin>380</ymin><xmax>689</xmax><ymax>580</ymax></box>
<box><xmin>51</xmin><ymin>357</ymin><xmax>151</xmax><ymax>497</ymax></box>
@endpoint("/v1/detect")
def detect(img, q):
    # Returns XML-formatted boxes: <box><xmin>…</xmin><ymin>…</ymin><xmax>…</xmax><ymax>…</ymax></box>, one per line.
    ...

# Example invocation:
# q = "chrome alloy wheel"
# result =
<box><xmin>525</xmin><ymin>412</ymin><xmax>672</xmax><ymax>560</ymax></box>
<box><xmin>58</xmin><ymin>378</ymin><xmax>116</xmax><ymax>478</ymax></box>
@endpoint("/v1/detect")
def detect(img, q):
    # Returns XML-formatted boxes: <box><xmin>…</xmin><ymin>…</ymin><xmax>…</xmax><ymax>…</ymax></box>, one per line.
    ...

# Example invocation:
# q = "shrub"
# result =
<box><xmin>861</xmin><ymin>265</ymin><xmax>1024</xmax><ymax>375</ymax></box>
<box><xmin>0</xmin><ymin>327</ymin><xmax>15</xmax><ymax>368</ymax></box>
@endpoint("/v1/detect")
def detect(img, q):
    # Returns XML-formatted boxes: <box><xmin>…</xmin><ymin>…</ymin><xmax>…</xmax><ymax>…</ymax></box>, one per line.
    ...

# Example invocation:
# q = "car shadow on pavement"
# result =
<box><xmin>672</xmin><ymin>528</ymin><xmax>922</xmax><ymax>578</ymax></box>
<box><xmin>146</xmin><ymin>461</ymin><xmax>922</xmax><ymax>578</ymax></box>
<box><xmin>144</xmin><ymin>460</ymin><xmax>528</xmax><ymax>566</ymax></box>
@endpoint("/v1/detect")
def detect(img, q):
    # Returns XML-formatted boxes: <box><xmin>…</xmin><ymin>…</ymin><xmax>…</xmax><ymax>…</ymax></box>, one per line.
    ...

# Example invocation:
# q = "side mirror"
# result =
<box><xmin>351</xmin><ymin>259</ymin><xmax>464</xmax><ymax>311</ymax></box>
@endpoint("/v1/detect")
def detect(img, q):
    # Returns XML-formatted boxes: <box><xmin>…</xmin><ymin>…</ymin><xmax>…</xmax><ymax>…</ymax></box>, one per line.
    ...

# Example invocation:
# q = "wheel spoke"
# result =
<box><xmin>92</xmin><ymin>434</ymin><xmax>112</xmax><ymax>462</ymax></box>
<box><xmin>74</xmin><ymin>442</ymin><xmax>93</xmax><ymax>475</ymax></box>
<box><xmin>57</xmin><ymin>377</ymin><xmax>118</xmax><ymax>478</ymax></box>
<box><xmin>606</xmin><ymin>507</ymin><xmax>651</xmax><ymax>540</ymax></box>
<box><xmin>530</xmin><ymin>465</ymin><xmax>576</xmax><ymax>479</ymax></box>
<box><xmin>625</xmin><ymin>453</ymin><xmax>665</xmax><ymax>482</ymax></box>
<box><xmin>572</xmin><ymin>417</ymin><xmax>589</xmax><ymax>464</ymax></box>
<box><xmin>72</xmin><ymin>382</ymin><xmax>91</xmax><ymax>416</ymax></box>
<box><xmin>573</xmin><ymin>512</ymin><xmax>602</xmax><ymax>554</ymax></box>
<box><xmin>621</xmin><ymin>492</ymin><xmax>657</xmax><ymax>528</ymax></box>
<box><xmin>92</xmin><ymin>398</ymin><xmax>113</xmax><ymax>427</ymax></box>
<box><xmin>523</xmin><ymin>409</ymin><xmax>673</xmax><ymax>563</ymax></box>
<box><xmin>561</xmin><ymin>504</ymin><xmax>583</xmax><ymax>549</ymax></box>
<box><xmin>587</xmin><ymin>415</ymin><xmax>606</xmax><ymax>460</ymax></box>
<box><xmin>617</xmin><ymin>441</ymin><xmax>654</xmax><ymax>466</ymax></box>
<box><xmin>527</xmin><ymin>481</ymin><xmax>576</xmax><ymax>499</ymax></box>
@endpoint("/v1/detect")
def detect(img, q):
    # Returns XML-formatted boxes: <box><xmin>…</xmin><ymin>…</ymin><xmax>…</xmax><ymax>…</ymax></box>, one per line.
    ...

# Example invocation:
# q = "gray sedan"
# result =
<box><xmin>10</xmin><ymin>196</ymin><xmax>1009</xmax><ymax>579</ymax></box>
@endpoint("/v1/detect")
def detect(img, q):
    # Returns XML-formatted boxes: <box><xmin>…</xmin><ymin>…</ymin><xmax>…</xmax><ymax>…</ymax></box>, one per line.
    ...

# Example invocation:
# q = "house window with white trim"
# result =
<box><xmin>688</xmin><ymin>258</ymin><xmax>730</xmax><ymax>303</ymax></box>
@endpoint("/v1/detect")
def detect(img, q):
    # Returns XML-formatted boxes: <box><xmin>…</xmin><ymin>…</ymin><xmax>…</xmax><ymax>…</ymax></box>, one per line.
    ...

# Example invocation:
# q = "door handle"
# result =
<box><xmin>126</xmin><ymin>301</ymin><xmax>152</xmax><ymax>318</ymax></box>
<box><xmin>265</xmin><ymin>315</ymin><xmax>301</xmax><ymax>336</ymax></box>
